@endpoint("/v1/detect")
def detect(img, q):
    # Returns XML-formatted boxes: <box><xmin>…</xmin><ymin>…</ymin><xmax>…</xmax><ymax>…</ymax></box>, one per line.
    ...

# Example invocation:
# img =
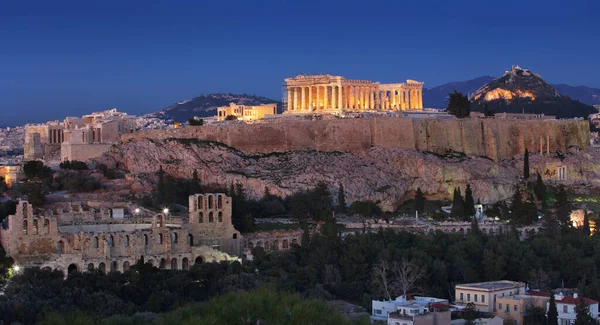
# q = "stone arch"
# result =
<box><xmin>256</xmin><ymin>241</ymin><xmax>263</xmax><ymax>248</ymax></box>
<box><xmin>172</xmin><ymin>232</ymin><xmax>178</xmax><ymax>244</ymax></box>
<box><xmin>199</xmin><ymin>211</ymin><xmax>203</xmax><ymax>223</ymax></box>
<box><xmin>195</xmin><ymin>256</ymin><xmax>204</xmax><ymax>264</ymax></box>
<box><xmin>282</xmin><ymin>239</ymin><xmax>289</xmax><ymax>249</ymax></box>
<box><xmin>57</xmin><ymin>240</ymin><xmax>65</xmax><ymax>254</ymax></box>
<box><xmin>272</xmin><ymin>240</ymin><xmax>279</xmax><ymax>250</ymax></box>
<box><xmin>124</xmin><ymin>235</ymin><xmax>130</xmax><ymax>247</ymax></box>
<box><xmin>264</xmin><ymin>241</ymin><xmax>270</xmax><ymax>250</ymax></box>
<box><xmin>109</xmin><ymin>235</ymin><xmax>114</xmax><ymax>247</ymax></box>
<box><xmin>452</xmin><ymin>228</ymin><xmax>456</xmax><ymax>233</ymax></box>
<box><xmin>110</xmin><ymin>261</ymin><xmax>117</xmax><ymax>272</ymax></box>
<box><xmin>22</xmin><ymin>220</ymin><xmax>27</xmax><ymax>235</ymax></box>
<box><xmin>94</xmin><ymin>236</ymin><xmax>99</xmax><ymax>248</ymax></box>
<box><xmin>67</xmin><ymin>263</ymin><xmax>79</xmax><ymax>274</ymax></box>
<box><xmin>99</xmin><ymin>262</ymin><xmax>106</xmax><ymax>274</ymax></box>
<box><xmin>159</xmin><ymin>258</ymin><xmax>167</xmax><ymax>269</ymax></box>
<box><xmin>182</xmin><ymin>258</ymin><xmax>189</xmax><ymax>270</ymax></box>
<box><xmin>123</xmin><ymin>261</ymin><xmax>130</xmax><ymax>272</ymax></box>
<box><xmin>218</xmin><ymin>212</ymin><xmax>223</xmax><ymax>222</ymax></box>
<box><xmin>217</xmin><ymin>195</ymin><xmax>223</xmax><ymax>209</ymax></box>
<box><xmin>188</xmin><ymin>234</ymin><xmax>194</xmax><ymax>246</ymax></box>
<box><xmin>459</xmin><ymin>228</ymin><xmax>464</xmax><ymax>234</ymax></box>
<box><xmin>208</xmin><ymin>195</ymin><xmax>214</xmax><ymax>209</ymax></box>
<box><xmin>292</xmin><ymin>238</ymin><xmax>298</xmax><ymax>245</ymax></box>
<box><xmin>248</xmin><ymin>241</ymin><xmax>254</xmax><ymax>249</ymax></box>
<box><xmin>233</xmin><ymin>233</ymin><xmax>238</xmax><ymax>239</ymax></box>
<box><xmin>87</xmin><ymin>263</ymin><xmax>94</xmax><ymax>271</ymax></box>
<box><xmin>144</xmin><ymin>234</ymin><xmax>149</xmax><ymax>246</ymax></box>
<box><xmin>33</xmin><ymin>219</ymin><xmax>38</xmax><ymax>235</ymax></box>
<box><xmin>44</xmin><ymin>219</ymin><xmax>50</xmax><ymax>234</ymax></box>
<box><xmin>209</xmin><ymin>212</ymin><xmax>214</xmax><ymax>223</ymax></box>
<box><xmin>171</xmin><ymin>258</ymin><xmax>177</xmax><ymax>270</ymax></box>
<box><xmin>198</xmin><ymin>196</ymin><xmax>204</xmax><ymax>209</ymax></box>
<box><xmin>158</xmin><ymin>233</ymin><xmax>163</xmax><ymax>244</ymax></box>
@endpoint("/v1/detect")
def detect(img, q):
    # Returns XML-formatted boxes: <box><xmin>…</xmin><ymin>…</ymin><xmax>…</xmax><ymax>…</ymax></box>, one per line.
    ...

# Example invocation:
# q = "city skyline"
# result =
<box><xmin>1</xmin><ymin>0</ymin><xmax>599</xmax><ymax>126</ymax></box>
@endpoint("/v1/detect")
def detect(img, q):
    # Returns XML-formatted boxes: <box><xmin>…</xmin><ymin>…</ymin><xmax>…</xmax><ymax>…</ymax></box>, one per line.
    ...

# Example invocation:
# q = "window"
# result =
<box><xmin>33</xmin><ymin>220</ymin><xmax>38</xmax><ymax>234</ymax></box>
<box><xmin>475</xmin><ymin>295</ymin><xmax>478</xmax><ymax>302</ymax></box>
<box><xmin>460</xmin><ymin>293</ymin><xmax>464</xmax><ymax>301</ymax></box>
<box><xmin>563</xmin><ymin>305</ymin><xmax>568</xmax><ymax>313</ymax></box>
<box><xmin>467</xmin><ymin>294</ymin><xmax>471</xmax><ymax>301</ymax></box>
<box><xmin>144</xmin><ymin>234</ymin><xmax>149</xmax><ymax>247</ymax></box>
<box><xmin>199</xmin><ymin>212</ymin><xmax>203</xmax><ymax>223</ymax></box>
<box><xmin>482</xmin><ymin>295</ymin><xmax>485</xmax><ymax>303</ymax></box>
<box><xmin>375</xmin><ymin>309</ymin><xmax>382</xmax><ymax>315</ymax></box>
<box><xmin>44</xmin><ymin>219</ymin><xmax>50</xmax><ymax>234</ymax></box>
<box><xmin>124</xmin><ymin>235</ymin><xmax>130</xmax><ymax>247</ymax></box>
<box><xmin>499</xmin><ymin>303</ymin><xmax>503</xmax><ymax>310</ymax></box>
<box><xmin>514</xmin><ymin>305</ymin><xmax>518</xmax><ymax>312</ymax></box>
<box><xmin>158</xmin><ymin>233</ymin><xmax>163</xmax><ymax>244</ymax></box>
<box><xmin>209</xmin><ymin>212</ymin><xmax>214</xmax><ymax>223</ymax></box>
<box><xmin>218</xmin><ymin>212</ymin><xmax>223</xmax><ymax>222</ymax></box>
<box><xmin>506</xmin><ymin>305</ymin><xmax>509</xmax><ymax>313</ymax></box>
<box><xmin>94</xmin><ymin>236</ymin><xmax>99</xmax><ymax>248</ymax></box>
<box><xmin>22</xmin><ymin>220</ymin><xmax>27</xmax><ymax>235</ymax></box>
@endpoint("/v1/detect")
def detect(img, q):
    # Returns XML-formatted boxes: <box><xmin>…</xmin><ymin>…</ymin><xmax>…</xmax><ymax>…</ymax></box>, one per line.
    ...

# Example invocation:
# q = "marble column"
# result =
<box><xmin>300</xmin><ymin>87</ymin><xmax>305</xmax><ymax>110</ymax></box>
<box><xmin>287</xmin><ymin>87</ymin><xmax>293</xmax><ymax>112</ymax></box>
<box><xmin>324</xmin><ymin>86</ymin><xmax>329</xmax><ymax>110</ymax></box>
<box><xmin>292</xmin><ymin>87</ymin><xmax>298</xmax><ymax>111</ymax></box>
<box><xmin>316</xmin><ymin>86</ymin><xmax>320</xmax><ymax>109</ymax></box>
<box><xmin>338</xmin><ymin>86</ymin><xmax>343</xmax><ymax>110</ymax></box>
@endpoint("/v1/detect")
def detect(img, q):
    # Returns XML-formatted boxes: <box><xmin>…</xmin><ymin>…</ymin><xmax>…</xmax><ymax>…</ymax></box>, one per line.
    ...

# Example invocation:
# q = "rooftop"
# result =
<box><xmin>456</xmin><ymin>281</ymin><xmax>525</xmax><ymax>291</ymax></box>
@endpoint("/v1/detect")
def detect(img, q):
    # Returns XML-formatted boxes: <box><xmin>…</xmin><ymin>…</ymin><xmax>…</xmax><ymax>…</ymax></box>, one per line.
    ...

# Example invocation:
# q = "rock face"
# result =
<box><xmin>122</xmin><ymin>117</ymin><xmax>590</xmax><ymax>161</ymax></box>
<box><xmin>98</xmin><ymin>137</ymin><xmax>600</xmax><ymax>212</ymax></box>
<box><xmin>471</xmin><ymin>66</ymin><xmax>596</xmax><ymax>118</ymax></box>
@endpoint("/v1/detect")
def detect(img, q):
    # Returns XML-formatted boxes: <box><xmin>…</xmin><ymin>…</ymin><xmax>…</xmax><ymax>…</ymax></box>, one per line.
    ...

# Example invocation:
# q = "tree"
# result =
<box><xmin>374</xmin><ymin>259</ymin><xmax>393</xmax><ymax>301</ymax></box>
<box><xmin>22</xmin><ymin>160</ymin><xmax>51</xmax><ymax>179</ymax></box>
<box><xmin>156</xmin><ymin>165</ymin><xmax>165</xmax><ymax>204</ymax></box>
<box><xmin>225</xmin><ymin>115</ymin><xmax>237</xmax><ymax>121</ymax></box>
<box><xmin>190</xmin><ymin>169</ymin><xmax>201</xmax><ymax>194</ymax></box>
<box><xmin>554</xmin><ymin>185</ymin><xmax>572</xmax><ymax>233</ymax></box>
<box><xmin>582</xmin><ymin>211</ymin><xmax>591</xmax><ymax>236</ymax></box>
<box><xmin>349</xmin><ymin>201</ymin><xmax>381</xmax><ymax>218</ymax></box>
<box><xmin>547</xmin><ymin>293</ymin><xmax>558</xmax><ymax>325</ymax></box>
<box><xmin>451</xmin><ymin>187</ymin><xmax>465</xmax><ymax>218</ymax></box>
<box><xmin>188</xmin><ymin>118</ymin><xmax>204</xmax><ymax>126</ymax></box>
<box><xmin>463</xmin><ymin>302</ymin><xmax>478</xmax><ymax>325</ymax></box>
<box><xmin>337</xmin><ymin>184</ymin><xmax>346</xmax><ymax>213</ymax></box>
<box><xmin>524</xmin><ymin>149</ymin><xmax>530</xmax><ymax>180</ymax></box>
<box><xmin>0</xmin><ymin>176</ymin><xmax>6</xmax><ymax>193</ymax></box>
<box><xmin>484</xmin><ymin>104</ymin><xmax>495</xmax><ymax>117</ymax></box>
<box><xmin>447</xmin><ymin>90</ymin><xmax>471</xmax><ymax>118</ymax></box>
<box><xmin>574</xmin><ymin>297</ymin><xmax>594</xmax><ymax>325</ymax></box>
<box><xmin>464</xmin><ymin>184</ymin><xmax>475</xmax><ymax>219</ymax></box>
<box><xmin>373</xmin><ymin>258</ymin><xmax>425</xmax><ymax>300</ymax></box>
<box><xmin>533</xmin><ymin>173</ymin><xmax>548</xmax><ymax>214</ymax></box>
<box><xmin>415</xmin><ymin>188</ymin><xmax>425</xmax><ymax>215</ymax></box>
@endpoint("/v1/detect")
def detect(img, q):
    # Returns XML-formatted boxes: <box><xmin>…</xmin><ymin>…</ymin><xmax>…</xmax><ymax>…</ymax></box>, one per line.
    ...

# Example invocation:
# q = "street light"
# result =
<box><xmin>134</xmin><ymin>208</ymin><xmax>140</xmax><ymax>214</ymax></box>
<box><xmin>13</xmin><ymin>265</ymin><xmax>20</xmax><ymax>274</ymax></box>
<box><xmin>163</xmin><ymin>208</ymin><xmax>169</xmax><ymax>215</ymax></box>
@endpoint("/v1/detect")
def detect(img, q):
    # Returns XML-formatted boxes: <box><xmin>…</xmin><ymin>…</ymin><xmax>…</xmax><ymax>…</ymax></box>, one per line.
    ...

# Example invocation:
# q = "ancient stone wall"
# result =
<box><xmin>61</xmin><ymin>143</ymin><xmax>113</xmax><ymax>162</ymax></box>
<box><xmin>121</xmin><ymin>117</ymin><xmax>590</xmax><ymax>160</ymax></box>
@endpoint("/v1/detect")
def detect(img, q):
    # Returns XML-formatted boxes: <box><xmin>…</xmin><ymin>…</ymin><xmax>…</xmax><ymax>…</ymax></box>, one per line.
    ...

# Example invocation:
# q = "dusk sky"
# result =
<box><xmin>1</xmin><ymin>0</ymin><xmax>599</xmax><ymax>126</ymax></box>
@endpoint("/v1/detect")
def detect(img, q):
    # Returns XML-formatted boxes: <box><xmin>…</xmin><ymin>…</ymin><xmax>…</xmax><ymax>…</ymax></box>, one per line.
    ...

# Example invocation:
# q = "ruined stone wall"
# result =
<box><xmin>61</xmin><ymin>143</ymin><xmax>113</xmax><ymax>162</ymax></box>
<box><xmin>121</xmin><ymin>117</ymin><xmax>590</xmax><ymax>160</ymax></box>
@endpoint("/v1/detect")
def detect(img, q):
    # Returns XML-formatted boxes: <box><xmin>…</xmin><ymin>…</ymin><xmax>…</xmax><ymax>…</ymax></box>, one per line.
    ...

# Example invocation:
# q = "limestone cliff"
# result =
<box><xmin>98</xmin><ymin>138</ymin><xmax>600</xmax><ymax>211</ymax></box>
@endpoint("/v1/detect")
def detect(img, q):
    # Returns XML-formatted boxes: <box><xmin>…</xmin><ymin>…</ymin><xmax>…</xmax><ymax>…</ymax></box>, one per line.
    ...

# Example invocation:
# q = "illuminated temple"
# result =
<box><xmin>283</xmin><ymin>74</ymin><xmax>424</xmax><ymax>114</ymax></box>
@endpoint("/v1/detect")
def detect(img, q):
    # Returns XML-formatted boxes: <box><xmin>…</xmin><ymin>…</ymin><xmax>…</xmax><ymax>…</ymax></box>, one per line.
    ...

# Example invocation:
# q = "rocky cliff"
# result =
<box><xmin>98</xmin><ymin>137</ymin><xmax>600</xmax><ymax>211</ymax></box>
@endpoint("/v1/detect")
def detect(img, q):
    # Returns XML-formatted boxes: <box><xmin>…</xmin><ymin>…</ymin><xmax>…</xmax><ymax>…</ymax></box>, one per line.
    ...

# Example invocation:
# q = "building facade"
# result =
<box><xmin>216</xmin><ymin>103</ymin><xmax>278</xmax><ymax>121</ymax></box>
<box><xmin>496</xmin><ymin>294</ymin><xmax>550</xmax><ymax>325</ymax></box>
<box><xmin>0</xmin><ymin>164</ymin><xmax>22</xmax><ymax>187</ymax></box>
<box><xmin>455</xmin><ymin>281</ymin><xmax>527</xmax><ymax>313</ymax></box>
<box><xmin>547</xmin><ymin>293</ymin><xmax>599</xmax><ymax>325</ymax></box>
<box><xmin>0</xmin><ymin>193</ymin><xmax>242</xmax><ymax>274</ymax></box>
<box><xmin>283</xmin><ymin>74</ymin><xmax>424</xmax><ymax>114</ymax></box>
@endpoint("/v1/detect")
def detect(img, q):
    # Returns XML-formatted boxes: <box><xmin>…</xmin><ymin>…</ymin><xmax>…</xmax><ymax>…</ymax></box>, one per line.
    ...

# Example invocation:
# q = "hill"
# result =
<box><xmin>150</xmin><ymin>93</ymin><xmax>281</xmax><ymax>122</ymax></box>
<box><xmin>553</xmin><ymin>84</ymin><xmax>600</xmax><ymax>106</ymax></box>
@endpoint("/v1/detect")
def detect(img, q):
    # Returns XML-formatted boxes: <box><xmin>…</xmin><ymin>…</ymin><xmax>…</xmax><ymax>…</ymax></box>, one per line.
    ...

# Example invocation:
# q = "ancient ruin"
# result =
<box><xmin>216</xmin><ymin>102</ymin><xmax>278</xmax><ymax>121</ymax></box>
<box><xmin>24</xmin><ymin>108</ymin><xmax>136</xmax><ymax>162</ymax></box>
<box><xmin>283</xmin><ymin>74</ymin><xmax>424</xmax><ymax>114</ymax></box>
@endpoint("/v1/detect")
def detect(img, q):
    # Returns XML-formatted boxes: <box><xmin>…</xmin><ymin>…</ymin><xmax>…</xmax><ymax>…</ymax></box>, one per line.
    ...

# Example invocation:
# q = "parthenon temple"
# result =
<box><xmin>284</xmin><ymin>74</ymin><xmax>424</xmax><ymax>114</ymax></box>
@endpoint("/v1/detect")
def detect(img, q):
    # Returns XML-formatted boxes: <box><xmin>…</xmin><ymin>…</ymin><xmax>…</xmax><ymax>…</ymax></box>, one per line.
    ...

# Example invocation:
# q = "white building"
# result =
<box><xmin>371</xmin><ymin>296</ymin><xmax>448</xmax><ymax>323</ymax></box>
<box><xmin>455</xmin><ymin>281</ymin><xmax>526</xmax><ymax>313</ymax></box>
<box><xmin>547</xmin><ymin>293</ymin><xmax>599</xmax><ymax>325</ymax></box>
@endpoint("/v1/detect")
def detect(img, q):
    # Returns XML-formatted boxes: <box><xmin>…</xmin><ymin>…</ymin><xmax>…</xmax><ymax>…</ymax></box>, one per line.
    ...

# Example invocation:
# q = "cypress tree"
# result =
<box><xmin>464</xmin><ymin>184</ymin><xmax>475</xmax><ymax>219</ymax></box>
<box><xmin>534</xmin><ymin>173</ymin><xmax>548</xmax><ymax>214</ymax></box>
<box><xmin>337</xmin><ymin>184</ymin><xmax>346</xmax><ymax>213</ymax></box>
<box><xmin>451</xmin><ymin>187</ymin><xmax>465</xmax><ymax>218</ymax></box>
<box><xmin>573</xmin><ymin>297</ymin><xmax>593</xmax><ymax>325</ymax></box>
<box><xmin>524</xmin><ymin>149</ymin><xmax>530</xmax><ymax>180</ymax></box>
<box><xmin>547</xmin><ymin>293</ymin><xmax>558</xmax><ymax>325</ymax></box>
<box><xmin>415</xmin><ymin>188</ymin><xmax>426</xmax><ymax>215</ymax></box>
<box><xmin>157</xmin><ymin>165</ymin><xmax>165</xmax><ymax>204</ymax></box>
<box><xmin>554</xmin><ymin>185</ymin><xmax>572</xmax><ymax>233</ymax></box>
<box><xmin>582</xmin><ymin>211</ymin><xmax>591</xmax><ymax>236</ymax></box>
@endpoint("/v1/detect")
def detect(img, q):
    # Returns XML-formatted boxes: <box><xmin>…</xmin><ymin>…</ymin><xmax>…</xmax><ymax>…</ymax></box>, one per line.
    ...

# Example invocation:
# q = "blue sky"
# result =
<box><xmin>1</xmin><ymin>0</ymin><xmax>598</xmax><ymax>126</ymax></box>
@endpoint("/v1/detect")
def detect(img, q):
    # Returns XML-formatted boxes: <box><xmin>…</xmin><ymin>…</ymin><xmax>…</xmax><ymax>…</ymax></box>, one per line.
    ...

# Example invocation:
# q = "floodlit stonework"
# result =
<box><xmin>23</xmin><ymin>108</ymin><xmax>136</xmax><ymax>162</ymax></box>
<box><xmin>0</xmin><ymin>193</ymin><xmax>244</xmax><ymax>274</ymax></box>
<box><xmin>217</xmin><ymin>102</ymin><xmax>278</xmax><ymax>121</ymax></box>
<box><xmin>0</xmin><ymin>164</ymin><xmax>22</xmax><ymax>187</ymax></box>
<box><xmin>283</xmin><ymin>74</ymin><xmax>424</xmax><ymax>114</ymax></box>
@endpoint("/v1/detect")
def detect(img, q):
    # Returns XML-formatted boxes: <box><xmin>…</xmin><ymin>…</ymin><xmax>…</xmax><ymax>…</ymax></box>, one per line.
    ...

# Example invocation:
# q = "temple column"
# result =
<box><xmin>300</xmin><ymin>87</ymin><xmax>305</xmax><ymax>110</ymax></box>
<box><xmin>338</xmin><ymin>86</ymin><xmax>343</xmax><ymax>110</ymax></box>
<box><xmin>361</xmin><ymin>86</ymin><xmax>366</xmax><ymax>110</ymax></box>
<box><xmin>316</xmin><ymin>86</ymin><xmax>320</xmax><ymax>109</ymax></box>
<box><xmin>293</xmin><ymin>87</ymin><xmax>298</xmax><ymax>111</ymax></box>
<box><xmin>324</xmin><ymin>86</ymin><xmax>329</xmax><ymax>110</ymax></box>
<box><xmin>351</xmin><ymin>86</ymin><xmax>355</xmax><ymax>109</ymax></box>
<box><xmin>287</xmin><ymin>87</ymin><xmax>293</xmax><ymax>112</ymax></box>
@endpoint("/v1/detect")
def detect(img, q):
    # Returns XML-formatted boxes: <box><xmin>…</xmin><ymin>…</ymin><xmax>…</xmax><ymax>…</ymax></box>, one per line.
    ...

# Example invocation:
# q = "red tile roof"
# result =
<box><xmin>556</xmin><ymin>296</ymin><xmax>599</xmax><ymax>305</ymax></box>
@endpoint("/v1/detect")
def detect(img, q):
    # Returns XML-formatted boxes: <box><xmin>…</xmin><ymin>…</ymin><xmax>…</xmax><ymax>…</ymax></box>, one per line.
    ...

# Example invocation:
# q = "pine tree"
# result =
<box><xmin>447</xmin><ymin>91</ymin><xmax>471</xmax><ymax>118</ymax></box>
<box><xmin>510</xmin><ymin>188</ymin><xmax>525</xmax><ymax>225</ymax></box>
<box><xmin>547</xmin><ymin>293</ymin><xmax>558</xmax><ymax>325</ymax></box>
<box><xmin>524</xmin><ymin>149</ymin><xmax>530</xmax><ymax>180</ymax></box>
<box><xmin>451</xmin><ymin>187</ymin><xmax>465</xmax><ymax>218</ymax></box>
<box><xmin>582</xmin><ymin>211</ymin><xmax>591</xmax><ymax>236</ymax></box>
<box><xmin>415</xmin><ymin>188</ymin><xmax>426</xmax><ymax>215</ymax></box>
<box><xmin>464</xmin><ymin>184</ymin><xmax>475</xmax><ymax>219</ymax></box>
<box><xmin>573</xmin><ymin>297</ymin><xmax>593</xmax><ymax>325</ymax></box>
<box><xmin>554</xmin><ymin>185</ymin><xmax>572</xmax><ymax>233</ymax></box>
<box><xmin>337</xmin><ymin>184</ymin><xmax>346</xmax><ymax>213</ymax></box>
<box><xmin>190</xmin><ymin>169</ymin><xmax>201</xmax><ymax>194</ymax></box>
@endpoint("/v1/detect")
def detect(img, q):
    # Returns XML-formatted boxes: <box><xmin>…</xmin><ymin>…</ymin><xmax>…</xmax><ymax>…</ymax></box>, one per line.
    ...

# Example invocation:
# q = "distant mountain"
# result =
<box><xmin>151</xmin><ymin>93</ymin><xmax>281</xmax><ymax>122</ymax></box>
<box><xmin>469</xmin><ymin>66</ymin><xmax>596</xmax><ymax>118</ymax></box>
<box><xmin>423</xmin><ymin>76</ymin><xmax>495</xmax><ymax>108</ymax></box>
<box><xmin>424</xmin><ymin>75</ymin><xmax>600</xmax><ymax>109</ymax></box>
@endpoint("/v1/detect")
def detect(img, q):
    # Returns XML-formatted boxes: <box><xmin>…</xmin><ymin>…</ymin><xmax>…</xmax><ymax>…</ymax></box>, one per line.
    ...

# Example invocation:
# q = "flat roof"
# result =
<box><xmin>456</xmin><ymin>281</ymin><xmax>524</xmax><ymax>291</ymax></box>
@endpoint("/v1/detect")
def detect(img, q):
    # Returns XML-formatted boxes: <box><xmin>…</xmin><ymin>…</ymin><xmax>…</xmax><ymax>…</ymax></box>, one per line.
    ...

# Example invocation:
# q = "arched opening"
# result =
<box><xmin>198</xmin><ymin>196</ymin><xmax>204</xmax><ymax>209</ymax></box>
<box><xmin>282</xmin><ymin>239</ymin><xmax>289</xmax><ymax>249</ymax></box>
<box><xmin>459</xmin><ymin>228</ymin><xmax>464</xmax><ymax>235</ymax></box>
<box><xmin>33</xmin><ymin>219</ymin><xmax>38</xmax><ymax>235</ymax></box>
<box><xmin>99</xmin><ymin>262</ymin><xmax>106</xmax><ymax>274</ymax></box>
<box><xmin>108</xmin><ymin>235</ymin><xmax>114</xmax><ymax>247</ymax></box>
<box><xmin>208</xmin><ymin>195</ymin><xmax>214</xmax><ymax>209</ymax></box>
<box><xmin>292</xmin><ymin>238</ymin><xmax>298</xmax><ymax>245</ymax></box>
<box><xmin>182</xmin><ymin>258</ymin><xmax>189</xmax><ymax>270</ymax></box>
<box><xmin>451</xmin><ymin>228</ymin><xmax>456</xmax><ymax>233</ymax></box>
<box><xmin>94</xmin><ymin>236</ymin><xmax>99</xmax><ymax>248</ymax></box>
<box><xmin>272</xmin><ymin>240</ymin><xmax>279</xmax><ymax>250</ymax></box>
<box><xmin>124</xmin><ymin>235</ymin><xmax>130</xmax><ymax>247</ymax></box>
<box><xmin>218</xmin><ymin>212</ymin><xmax>223</xmax><ymax>222</ymax></box>
<box><xmin>217</xmin><ymin>195</ymin><xmax>223</xmax><ymax>209</ymax></box>
<box><xmin>172</xmin><ymin>232</ymin><xmax>178</xmax><ymax>244</ymax></box>
<box><xmin>144</xmin><ymin>234</ymin><xmax>149</xmax><ymax>246</ymax></box>
<box><xmin>147</xmin><ymin>259</ymin><xmax>154</xmax><ymax>266</ymax></box>
<box><xmin>233</xmin><ymin>233</ymin><xmax>238</xmax><ymax>239</ymax></box>
<box><xmin>159</xmin><ymin>258</ymin><xmax>167</xmax><ymax>269</ymax></box>
<box><xmin>195</xmin><ymin>256</ymin><xmax>203</xmax><ymax>264</ymax></box>
<box><xmin>44</xmin><ymin>219</ymin><xmax>50</xmax><ymax>234</ymax></box>
<box><xmin>123</xmin><ymin>261</ymin><xmax>130</xmax><ymax>272</ymax></box>
<box><xmin>256</xmin><ymin>241</ymin><xmax>263</xmax><ymax>248</ymax></box>
<box><xmin>158</xmin><ymin>233</ymin><xmax>163</xmax><ymax>244</ymax></box>
<box><xmin>171</xmin><ymin>258</ymin><xmax>177</xmax><ymax>270</ymax></box>
<box><xmin>22</xmin><ymin>220</ymin><xmax>27</xmax><ymax>235</ymax></box>
<box><xmin>87</xmin><ymin>263</ymin><xmax>94</xmax><ymax>272</ymax></box>
<box><xmin>209</xmin><ymin>212</ymin><xmax>214</xmax><ymax>223</ymax></box>
<box><xmin>264</xmin><ymin>241</ymin><xmax>270</xmax><ymax>250</ymax></box>
<box><xmin>248</xmin><ymin>242</ymin><xmax>254</xmax><ymax>249</ymax></box>
<box><xmin>67</xmin><ymin>264</ymin><xmax>79</xmax><ymax>274</ymax></box>
<box><xmin>110</xmin><ymin>261</ymin><xmax>117</xmax><ymax>272</ymax></box>
<box><xmin>199</xmin><ymin>212</ymin><xmax>203</xmax><ymax>223</ymax></box>
<box><xmin>57</xmin><ymin>240</ymin><xmax>65</xmax><ymax>254</ymax></box>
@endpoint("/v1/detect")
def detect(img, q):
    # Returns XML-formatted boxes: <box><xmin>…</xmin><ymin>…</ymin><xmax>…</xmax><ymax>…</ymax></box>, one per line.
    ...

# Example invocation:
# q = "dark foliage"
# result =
<box><xmin>188</xmin><ymin>118</ymin><xmax>204</xmax><ymax>126</ymax></box>
<box><xmin>447</xmin><ymin>90</ymin><xmax>470</xmax><ymax>118</ymax></box>
<box><xmin>59</xmin><ymin>160</ymin><xmax>88</xmax><ymax>171</ymax></box>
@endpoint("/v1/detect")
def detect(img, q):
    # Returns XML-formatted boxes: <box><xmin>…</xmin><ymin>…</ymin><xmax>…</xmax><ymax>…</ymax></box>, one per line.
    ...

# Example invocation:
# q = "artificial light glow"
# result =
<box><xmin>13</xmin><ymin>265</ymin><xmax>20</xmax><ymax>273</ymax></box>
<box><xmin>479</xmin><ymin>88</ymin><xmax>536</xmax><ymax>101</ymax></box>
<box><xmin>134</xmin><ymin>208</ymin><xmax>140</xmax><ymax>214</ymax></box>
<box><xmin>163</xmin><ymin>208</ymin><xmax>169</xmax><ymax>214</ymax></box>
